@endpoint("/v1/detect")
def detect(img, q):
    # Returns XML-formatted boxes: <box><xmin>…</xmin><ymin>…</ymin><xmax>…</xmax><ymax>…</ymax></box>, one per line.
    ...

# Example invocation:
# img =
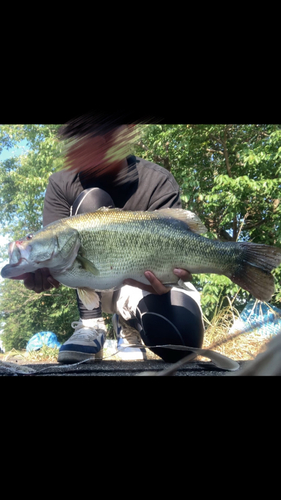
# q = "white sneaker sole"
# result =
<box><xmin>117</xmin><ymin>348</ymin><xmax>145</xmax><ymax>361</ymax></box>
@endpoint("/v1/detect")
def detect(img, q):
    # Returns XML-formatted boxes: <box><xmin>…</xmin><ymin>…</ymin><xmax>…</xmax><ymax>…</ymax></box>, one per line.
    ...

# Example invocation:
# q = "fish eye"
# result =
<box><xmin>26</xmin><ymin>234</ymin><xmax>33</xmax><ymax>240</ymax></box>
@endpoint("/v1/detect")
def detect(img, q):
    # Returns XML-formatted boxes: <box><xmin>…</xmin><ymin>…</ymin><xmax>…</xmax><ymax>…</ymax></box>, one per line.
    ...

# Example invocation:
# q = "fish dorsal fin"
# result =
<box><xmin>157</xmin><ymin>208</ymin><xmax>207</xmax><ymax>234</ymax></box>
<box><xmin>77</xmin><ymin>288</ymin><xmax>100</xmax><ymax>310</ymax></box>
<box><xmin>94</xmin><ymin>206</ymin><xmax>122</xmax><ymax>212</ymax></box>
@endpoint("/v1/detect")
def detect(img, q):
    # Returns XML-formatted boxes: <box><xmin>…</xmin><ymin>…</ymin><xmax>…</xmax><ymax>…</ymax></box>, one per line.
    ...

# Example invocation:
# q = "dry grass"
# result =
<box><xmin>200</xmin><ymin>304</ymin><xmax>271</xmax><ymax>361</ymax></box>
<box><xmin>0</xmin><ymin>301</ymin><xmax>276</xmax><ymax>365</ymax></box>
<box><xmin>0</xmin><ymin>346</ymin><xmax>59</xmax><ymax>364</ymax></box>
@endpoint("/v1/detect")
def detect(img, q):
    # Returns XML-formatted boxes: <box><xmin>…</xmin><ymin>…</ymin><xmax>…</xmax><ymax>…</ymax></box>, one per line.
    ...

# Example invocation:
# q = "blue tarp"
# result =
<box><xmin>232</xmin><ymin>299</ymin><xmax>281</xmax><ymax>338</ymax></box>
<box><xmin>26</xmin><ymin>331</ymin><xmax>61</xmax><ymax>352</ymax></box>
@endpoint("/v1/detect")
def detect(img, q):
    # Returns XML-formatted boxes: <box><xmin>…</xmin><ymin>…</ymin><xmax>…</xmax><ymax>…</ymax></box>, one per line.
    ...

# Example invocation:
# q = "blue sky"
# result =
<box><xmin>0</xmin><ymin>138</ymin><xmax>29</xmax><ymax>162</ymax></box>
<box><xmin>0</xmin><ymin>139</ymin><xmax>30</xmax><ymax>265</ymax></box>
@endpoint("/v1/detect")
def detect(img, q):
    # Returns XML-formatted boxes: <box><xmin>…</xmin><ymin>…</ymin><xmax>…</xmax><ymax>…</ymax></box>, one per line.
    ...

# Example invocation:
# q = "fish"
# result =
<box><xmin>1</xmin><ymin>207</ymin><xmax>281</xmax><ymax>309</ymax></box>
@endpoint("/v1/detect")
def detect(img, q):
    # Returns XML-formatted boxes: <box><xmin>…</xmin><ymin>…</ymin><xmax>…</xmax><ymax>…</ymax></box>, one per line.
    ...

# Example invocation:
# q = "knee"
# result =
<box><xmin>136</xmin><ymin>291</ymin><xmax>204</xmax><ymax>362</ymax></box>
<box><xmin>72</xmin><ymin>187</ymin><xmax>115</xmax><ymax>215</ymax></box>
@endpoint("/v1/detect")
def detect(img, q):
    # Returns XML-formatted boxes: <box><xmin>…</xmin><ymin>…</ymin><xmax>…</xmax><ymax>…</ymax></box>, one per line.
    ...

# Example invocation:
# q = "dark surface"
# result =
<box><xmin>0</xmin><ymin>359</ymin><xmax>247</xmax><ymax>376</ymax></box>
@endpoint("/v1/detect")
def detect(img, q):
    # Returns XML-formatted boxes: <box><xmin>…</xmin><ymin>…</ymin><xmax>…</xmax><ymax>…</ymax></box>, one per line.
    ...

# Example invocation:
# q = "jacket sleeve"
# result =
<box><xmin>43</xmin><ymin>175</ymin><xmax>71</xmax><ymax>226</ymax></box>
<box><xmin>146</xmin><ymin>171</ymin><xmax>182</xmax><ymax>210</ymax></box>
<box><xmin>148</xmin><ymin>189</ymin><xmax>182</xmax><ymax>210</ymax></box>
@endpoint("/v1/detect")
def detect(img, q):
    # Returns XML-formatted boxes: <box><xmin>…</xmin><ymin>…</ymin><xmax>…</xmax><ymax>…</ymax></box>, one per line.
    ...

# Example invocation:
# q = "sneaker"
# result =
<box><xmin>112</xmin><ymin>314</ymin><xmax>145</xmax><ymax>360</ymax></box>
<box><xmin>58</xmin><ymin>317</ymin><xmax>106</xmax><ymax>364</ymax></box>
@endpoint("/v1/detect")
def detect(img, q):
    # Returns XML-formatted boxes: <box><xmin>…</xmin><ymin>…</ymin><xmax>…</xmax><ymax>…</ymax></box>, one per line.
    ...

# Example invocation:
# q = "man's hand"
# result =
<box><xmin>123</xmin><ymin>268</ymin><xmax>192</xmax><ymax>295</ymax></box>
<box><xmin>11</xmin><ymin>268</ymin><xmax>60</xmax><ymax>293</ymax></box>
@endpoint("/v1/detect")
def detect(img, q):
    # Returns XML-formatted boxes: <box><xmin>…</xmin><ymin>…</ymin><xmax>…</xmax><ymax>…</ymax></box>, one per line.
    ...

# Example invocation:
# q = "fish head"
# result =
<box><xmin>1</xmin><ymin>224</ymin><xmax>80</xmax><ymax>279</ymax></box>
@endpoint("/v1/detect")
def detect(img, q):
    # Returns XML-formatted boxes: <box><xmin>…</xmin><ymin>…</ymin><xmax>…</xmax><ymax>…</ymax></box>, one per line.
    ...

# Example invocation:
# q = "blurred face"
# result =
<box><xmin>64</xmin><ymin>125</ymin><xmax>137</xmax><ymax>180</ymax></box>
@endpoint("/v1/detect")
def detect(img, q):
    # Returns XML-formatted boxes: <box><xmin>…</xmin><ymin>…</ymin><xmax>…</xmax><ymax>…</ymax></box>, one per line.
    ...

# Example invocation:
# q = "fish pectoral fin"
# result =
<box><xmin>76</xmin><ymin>255</ymin><xmax>100</xmax><ymax>275</ymax></box>
<box><xmin>157</xmin><ymin>208</ymin><xmax>207</xmax><ymax>234</ymax></box>
<box><xmin>77</xmin><ymin>288</ymin><xmax>100</xmax><ymax>310</ymax></box>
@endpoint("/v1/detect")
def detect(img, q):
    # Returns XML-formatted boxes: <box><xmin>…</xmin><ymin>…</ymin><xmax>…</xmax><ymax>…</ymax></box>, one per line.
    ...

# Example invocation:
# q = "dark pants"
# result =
<box><xmin>72</xmin><ymin>188</ymin><xmax>204</xmax><ymax>362</ymax></box>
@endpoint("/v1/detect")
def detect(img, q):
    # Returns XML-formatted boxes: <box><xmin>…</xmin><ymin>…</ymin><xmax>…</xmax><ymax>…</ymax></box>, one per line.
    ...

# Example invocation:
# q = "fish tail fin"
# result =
<box><xmin>230</xmin><ymin>243</ymin><xmax>281</xmax><ymax>302</ymax></box>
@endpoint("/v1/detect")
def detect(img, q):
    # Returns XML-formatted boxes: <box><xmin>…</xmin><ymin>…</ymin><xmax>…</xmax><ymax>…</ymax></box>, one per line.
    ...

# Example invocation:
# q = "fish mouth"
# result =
<box><xmin>0</xmin><ymin>241</ymin><xmax>30</xmax><ymax>279</ymax></box>
<box><xmin>8</xmin><ymin>240</ymin><xmax>27</xmax><ymax>266</ymax></box>
<box><xmin>2</xmin><ymin>239</ymin><xmax>61</xmax><ymax>279</ymax></box>
<box><xmin>1</xmin><ymin>254</ymin><xmax>31</xmax><ymax>279</ymax></box>
<box><xmin>10</xmin><ymin>257</ymin><xmax>27</xmax><ymax>267</ymax></box>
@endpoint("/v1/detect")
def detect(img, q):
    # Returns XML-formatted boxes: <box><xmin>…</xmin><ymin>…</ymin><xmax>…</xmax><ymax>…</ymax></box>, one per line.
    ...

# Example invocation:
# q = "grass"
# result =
<box><xmin>0</xmin><ymin>300</ymin><xmax>275</xmax><ymax>365</ymax></box>
<box><xmin>103</xmin><ymin>302</ymin><xmax>274</xmax><ymax>362</ymax></box>
<box><xmin>0</xmin><ymin>345</ymin><xmax>59</xmax><ymax>364</ymax></box>
<box><xmin>200</xmin><ymin>303</ymin><xmax>271</xmax><ymax>361</ymax></box>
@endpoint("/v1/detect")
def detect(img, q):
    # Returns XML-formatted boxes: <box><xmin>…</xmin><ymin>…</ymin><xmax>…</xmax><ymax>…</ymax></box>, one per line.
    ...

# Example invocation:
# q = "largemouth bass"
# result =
<box><xmin>1</xmin><ymin>207</ymin><xmax>281</xmax><ymax>308</ymax></box>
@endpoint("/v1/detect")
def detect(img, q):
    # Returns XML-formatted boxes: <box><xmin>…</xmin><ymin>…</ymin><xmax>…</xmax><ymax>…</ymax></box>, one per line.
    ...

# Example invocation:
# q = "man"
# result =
<box><xmin>22</xmin><ymin>118</ymin><xmax>204</xmax><ymax>363</ymax></box>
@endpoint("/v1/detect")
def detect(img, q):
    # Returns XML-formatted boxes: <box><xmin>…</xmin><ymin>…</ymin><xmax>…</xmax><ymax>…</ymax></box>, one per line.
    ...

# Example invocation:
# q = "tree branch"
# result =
<box><xmin>210</xmin><ymin>134</ymin><xmax>224</xmax><ymax>145</ymax></box>
<box><xmin>222</xmin><ymin>128</ymin><xmax>232</xmax><ymax>178</ymax></box>
<box><xmin>236</xmin><ymin>212</ymin><xmax>249</xmax><ymax>241</ymax></box>
<box><xmin>218</xmin><ymin>228</ymin><xmax>233</xmax><ymax>241</ymax></box>
<box><xmin>232</xmin><ymin>216</ymin><xmax>238</xmax><ymax>241</ymax></box>
<box><xmin>163</xmin><ymin>157</ymin><xmax>171</xmax><ymax>172</ymax></box>
<box><xmin>244</xmin><ymin>217</ymin><xmax>269</xmax><ymax>230</ymax></box>
<box><xmin>206</xmin><ymin>148</ymin><xmax>224</xmax><ymax>155</ymax></box>
<box><xmin>209</xmin><ymin>130</ymin><xmax>232</xmax><ymax>177</ymax></box>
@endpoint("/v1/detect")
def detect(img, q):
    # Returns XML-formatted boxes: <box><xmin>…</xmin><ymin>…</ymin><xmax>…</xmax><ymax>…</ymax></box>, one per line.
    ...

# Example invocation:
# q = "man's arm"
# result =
<box><xmin>148</xmin><ymin>190</ymin><xmax>182</xmax><ymax>211</ymax></box>
<box><xmin>43</xmin><ymin>174</ymin><xmax>71</xmax><ymax>227</ymax></box>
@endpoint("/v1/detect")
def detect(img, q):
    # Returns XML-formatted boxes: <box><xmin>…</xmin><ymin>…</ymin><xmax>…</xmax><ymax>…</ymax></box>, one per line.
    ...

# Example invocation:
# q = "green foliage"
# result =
<box><xmin>135</xmin><ymin>124</ymin><xmax>281</xmax><ymax>320</ymax></box>
<box><xmin>0</xmin><ymin>279</ymin><xmax>78</xmax><ymax>351</ymax></box>
<box><xmin>0</xmin><ymin>123</ymin><xmax>280</xmax><ymax>350</ymax></box>
<box><xmin>0</xmin><ymin>125</ymin><xmax>63</xmax><ymax>243</ymax></box>
<box><xmin>0</xmin><ymin>124</ymin><xmax>73</xmax><ymax>351</ymax></box>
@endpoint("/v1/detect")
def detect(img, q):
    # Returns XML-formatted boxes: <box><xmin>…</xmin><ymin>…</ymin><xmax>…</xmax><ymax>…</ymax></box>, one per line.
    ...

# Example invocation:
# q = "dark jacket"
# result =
<box><xmin>43</xmin><ymin>155</ymin><xmax>181</xmax><ymax>226</ymax></box>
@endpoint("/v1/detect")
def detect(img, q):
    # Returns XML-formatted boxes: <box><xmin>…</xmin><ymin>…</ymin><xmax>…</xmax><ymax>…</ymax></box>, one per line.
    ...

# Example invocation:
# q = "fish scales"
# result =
<box><xmin>1</xmin><ymin>208</ymin><xmax>281</xmax><ymax>305</ymax></box>
<box><xmin>61</xmin><ymin>211</ymin><xmax>241</xmax><ymax>282</ymax></box>
<box><xmin>62</xmin><ymin>212</ymin><xmax>194</xmax><ymax>284</ymax></box>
